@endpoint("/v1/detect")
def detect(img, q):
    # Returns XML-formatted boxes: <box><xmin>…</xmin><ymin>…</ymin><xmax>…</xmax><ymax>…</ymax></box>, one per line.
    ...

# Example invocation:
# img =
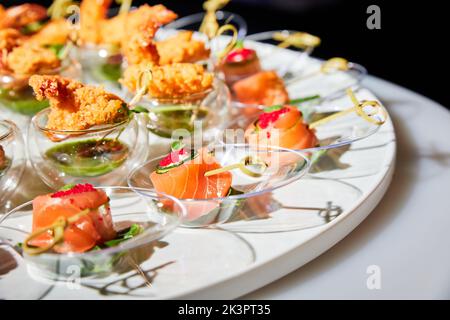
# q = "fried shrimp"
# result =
<box><xmin>79</xmin><ymin>0</ymin><xmax>112</xmax><ymax>44</ymax></box>
<box><xmin>0</xmin><ymin>28</ymin><xmax>23</xmax><ymax>53</ymax></box>
<box><xmin>120</xmin><ymin>4</ymin><xmax>177</xmax><ymax>64</ymax></box>
<box><xmin>121</xmin><ymin>20</ymin><xmax>160</xmax><ymax>65</ymax></box>
<box><xmin>7</xmin><ymin>46</ymin><xmax>61</xmax><ymax>75</ymax></box>
<box><xmin>121</xmin><ymin>62</ymin><xmax>214</xmax><ymax>99</ymax></box>
<box><xmin>156</xmin><ymin>31</ymin><xmax>210</xmax><ymax>65</ymax></box>
<box><xmin>29</xmin><ymin>75</ymin><xmax>129</xmax><ymax>131</ymax></box>
<box><xmin>0</xmin><ymin>4</ymin><xmax>47</xmax><ymax>30</ymax></box>
<box><xmin>27</xmin><ymin>19</ymin><xmax>71</xmax><ymax>46</ymax></box>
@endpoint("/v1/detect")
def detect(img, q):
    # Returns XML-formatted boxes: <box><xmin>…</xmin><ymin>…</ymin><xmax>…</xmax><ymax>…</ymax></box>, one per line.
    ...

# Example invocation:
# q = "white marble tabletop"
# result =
<box><xmin>242</xmin><ymin>76</ymin><xmax>450</xmax><ymax>299</ymax></box>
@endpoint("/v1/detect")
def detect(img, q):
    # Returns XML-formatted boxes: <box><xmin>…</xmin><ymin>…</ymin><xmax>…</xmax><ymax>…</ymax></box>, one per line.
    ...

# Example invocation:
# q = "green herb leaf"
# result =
<box><xmin>104</xmin><ymin>223</ymin><xmax>143</xmax><ymax>247</ymax></box>
<box><xmin>59</xmin><ymin>184</ymin><xmax>76</xmax><ymax>191</ymax></box>
<box><xmin>171</xmin><ymin>140</ymin><xmax>184</xmax><ymax>151</ymax></box>
<box><xmin>44</xmin><ymin>44</ymin><xmax>65</xmax><ymax>59</ymax></box>
<box><xmin>130</xmin><ymin>106</ymin><xmax>149</xmax><ymax>114</ymax></box>
<box><xmin>263</xmin><ymin>105</ymin><xmax>284</xmax><ymax>113</ymax></box>
<box><xmin>21</xmin><ymin>21</ymin><xmax>45</xmax><ymax>35</ymax></box>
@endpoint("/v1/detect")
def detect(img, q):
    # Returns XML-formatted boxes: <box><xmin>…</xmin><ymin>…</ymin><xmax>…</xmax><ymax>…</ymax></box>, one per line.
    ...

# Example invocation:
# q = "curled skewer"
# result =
<box><xmin>22</xmin><ymin>209</ymin><xmax>90</xmax><ymax>255</ymax></box>
<box><xmin>199</xmin><ymin>0</ymin><xmax>231</xmax><ymax>39</ymax></box>
<box><xmin>273</xmin><ymin>31</ymin><xmax>321</xmax><ymax>51</ymax></box>
<box><xmin>308</xmin><ymin>88</ymin><xmax>387</xmax><ymax>129</ymax></box>
<box><xmin>285</xmin><ymin>57</ymin><xmax>367</xmax><ymax>85</ymax></box>
<box><xmin>128</xmin><ymin>69</ymin><xmax>153</xmax><ymax>107</ymax></box>
<box><xmin>116</xmin><ymin>0</ymin><xmax>133</xmax><ymax>15</ymax></box>
<box><xmin>214</xmin><ymin>24</ymin><xmax>239</xmax><ymax>61</ymax></box>
<box><xmin>47</xmin><ymin>0</ymin><xmax>78</xmax><ymax>19</ymax></box>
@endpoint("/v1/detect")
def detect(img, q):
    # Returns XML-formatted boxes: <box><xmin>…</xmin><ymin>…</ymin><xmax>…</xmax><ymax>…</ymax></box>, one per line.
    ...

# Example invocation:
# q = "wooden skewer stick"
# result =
<box><xmin>308</xmin><ymin>88</ymin><xmax>387</xmax><ymax>129</ymax></box>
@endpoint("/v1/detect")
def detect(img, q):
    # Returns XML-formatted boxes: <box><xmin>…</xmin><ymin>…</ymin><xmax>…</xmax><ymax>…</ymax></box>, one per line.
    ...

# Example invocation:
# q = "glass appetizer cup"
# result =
<box><xmin>27</xmin><ymin>109</ymin><xmax>148</xmax><ymax>189</ymax></box>
<box><xmin>129</xmin><ymin>78</ymin><xmax>231</xmax><ymax>142</ymax></box>
<box><xmin>0</xmin><ymin>187</ymin><xmax>185</xmax><ymax>280</ymax></box>
<box><xmin>128</xmin><ymin>144</ymin><xmax>310</xmax><ymax>228</ymax></box>
<box><xmin>0</xmin><ymin>120</ymin><xmax>26</xmax><ymax>213</ymax></box>
<box><xmin>162</xmin><ymin>10</ymin><xmax>248</xmax><ymax>39</ymax></box>
<box><xmin>0</xmin><ymin>57</ymin><xmax>81</xmax><ymax>121</ymax></box>
<box><xmin>76</xmin><ymin>44</ymin><xmax>123</xmax><ymax>95</ymax></box>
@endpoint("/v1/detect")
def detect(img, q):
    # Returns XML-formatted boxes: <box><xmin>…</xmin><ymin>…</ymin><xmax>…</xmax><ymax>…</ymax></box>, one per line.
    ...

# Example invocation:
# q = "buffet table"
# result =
<box><xmin>243</xmin><ymin>76</ymin><xmax>450</xmax><ymax>299</ymax></box>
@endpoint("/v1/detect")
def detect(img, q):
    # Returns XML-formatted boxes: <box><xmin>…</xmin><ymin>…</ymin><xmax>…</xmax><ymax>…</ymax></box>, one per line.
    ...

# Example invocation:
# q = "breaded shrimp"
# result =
<box><xmin>79</xmin><ymin>0</ymin><xmax>112</xmax><ymax>44</ymax></box>
<box><xmin>0</xmin><ymin>4</ymin><xmax>47</xmax><ymax>30</ymax></box>
<box><xmin>7</xmin><ymin>46</ymin><xmax>61</xmax><ymax>75</ymax></box>
<box><xmin>121</xmin><ymin>19</ymin><xmax>160</xmax><ymax>65</ymax></box>
<box><xmin>99</xmin><ymin>14</ymin><xmax>127</xmax><ymax>46</ymax></box>
<box><xmin>232</xmin><ymin>71</ymin><xmax>289</xmax><ymax>106</ymax></box>
<box><xmin>27</xmin><ymin>19</ymin><xmax>71</xmax><ymax>46</ymax></box>
<box><xmin>29</xmin><ymin>75</ymin><xmax>129</xmax><ymax>131</ymax></box>
<box><xmin>125</xmin><ymin>4</ymin><xmax>177</xmax><ymax>34</ymax></box>
<box><xmin>0</xmin><ymin>28</ymin><xmax>23</xmax><ymax>52</ymax></box>
<box><xmin>121</xmin><ymin>62</ymin><xmax>214</xmax><ymax>99</ymax></box>
<box><xmin>156</xmin><ymin>31</ymin><xmax>210</xmax><ymax>65</ymax></box>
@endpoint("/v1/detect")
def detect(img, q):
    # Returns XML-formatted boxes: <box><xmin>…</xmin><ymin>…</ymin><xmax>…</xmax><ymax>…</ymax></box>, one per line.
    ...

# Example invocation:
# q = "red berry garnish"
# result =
<box><xmin>158</xmin><ymin>149</ymin><xmax>187</xmax><ymax>167</ymax></box>
<box><xmin>258</xmin><ymin>107</ymin><xmax>289</xmax><ymax>129</ymax></box>
<box><xmin>226</xmin><ymin>48</ymin><xmax>256</xmax><ymax>64</ymax></box>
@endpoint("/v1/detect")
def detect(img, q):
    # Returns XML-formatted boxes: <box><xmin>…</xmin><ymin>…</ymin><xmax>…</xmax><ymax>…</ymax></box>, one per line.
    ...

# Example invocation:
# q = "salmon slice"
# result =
<box><xmin>30</xmin><ymin>184</ymin><xmax>116</xmax><ymax>253</ymax></box>
<box><xmin>232</xmin><ymin>71</ymin><xmax>289</xmax><ymax>106</ymax></box>
<box><xmin>245</xmin><ymin>105</ymin><xmax>318</xmax><ymax>150</ymax></box>
<box><xmin>150</xmin><ymin>150</ymin><xmax>232</xmax><ymax>200</ymax></box>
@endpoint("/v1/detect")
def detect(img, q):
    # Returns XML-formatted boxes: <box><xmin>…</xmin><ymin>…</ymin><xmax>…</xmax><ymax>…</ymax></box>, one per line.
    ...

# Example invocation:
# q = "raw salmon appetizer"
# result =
<box><xmin>28</xmin><ymin>183</ymin><xmax>116</xmax><ymax>253</ymax></box>
<box><xmin>150</xmin><ymin>147</ymin><xmax>232</xmax><ymax>200</ymax></box>
<box><xmin>221</xmin><ymin>42</ymin><xmax>261</xmax><ymax>86</ymax></box>
<box><xmin>245</xmin><ymin>105</ymin><xmax>318</xmax><ymax>150</ymax></box>
<box><xmin>232</xmin><ymin>70</ymin><xmax>289</xmax><ymax>106</ymax></box>
<box><xmin>150</xmin><ymin>145</ymin><xmax>232</xmax><ymax>220</ymax></box>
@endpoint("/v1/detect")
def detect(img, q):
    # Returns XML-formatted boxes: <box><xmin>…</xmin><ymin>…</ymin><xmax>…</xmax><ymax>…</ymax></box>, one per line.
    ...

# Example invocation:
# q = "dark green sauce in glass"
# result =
<box><xmin>0</xmin><ymin>87</ymin><xmax>49</xmax><ymax>116</ymax></box>
<box><xmin>147</xmin><ymin>106</ymin><xmax>209</xmax><ymax>138</ymax></box>
<box><xmin>45</xmin><ymin>138</ymin><xmax>129</xmax><ymax>177</ymax></box>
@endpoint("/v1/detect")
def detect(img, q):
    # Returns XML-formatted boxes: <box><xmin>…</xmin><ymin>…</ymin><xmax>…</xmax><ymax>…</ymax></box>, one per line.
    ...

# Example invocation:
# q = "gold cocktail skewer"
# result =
<box><xmin>309</xmin><ymin>88</ymin><xmax>387</xmax><ymax>129</ymax></box>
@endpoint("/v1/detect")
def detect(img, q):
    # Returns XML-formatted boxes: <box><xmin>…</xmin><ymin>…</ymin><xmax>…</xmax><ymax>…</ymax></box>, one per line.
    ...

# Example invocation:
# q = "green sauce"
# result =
<box><xmin>45</xmin><ymin>138</ymin><xmax>129</xmax><ymax>177</ymax></box>
<box><xmin>147</xmin><ymin>106</ymin><xmax>209</xmax><ymax>138</ymax></box>
<box><xmin>0</xmin><ymin>87</ymin><xmax>49</xmax><ymax>116</ymax></box>
<box><xmin>92</xmin><ymin>63</ymin><xmax>122</xmax><ymax>82</ymax></box>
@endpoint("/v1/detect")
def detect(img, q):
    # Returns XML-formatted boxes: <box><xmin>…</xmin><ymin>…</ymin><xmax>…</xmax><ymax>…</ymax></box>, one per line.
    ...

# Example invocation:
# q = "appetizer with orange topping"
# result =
<box><xmin>245</xmin><ymin>105</ymin><xmax>318</xmax><ymax>150</ymax></box>
<box><xmin>233</xmin><ymin>70</ymin><xmax>289</xmax><ymax>107</ymax></box>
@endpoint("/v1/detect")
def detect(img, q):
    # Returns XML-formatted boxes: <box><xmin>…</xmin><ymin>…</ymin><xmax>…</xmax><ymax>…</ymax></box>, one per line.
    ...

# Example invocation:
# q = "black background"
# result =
<box><xmin>3</xmin><ymin>0</ymin><xmax>449</xmax><ymax>109</ymax></box>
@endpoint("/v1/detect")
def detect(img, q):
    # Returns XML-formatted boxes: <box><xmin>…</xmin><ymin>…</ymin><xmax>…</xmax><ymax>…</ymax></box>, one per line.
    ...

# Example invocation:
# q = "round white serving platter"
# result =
<box><xmin>0</xmin><ymin>42</ymin><xmax>396</xmax><ymax>300</ymax></box>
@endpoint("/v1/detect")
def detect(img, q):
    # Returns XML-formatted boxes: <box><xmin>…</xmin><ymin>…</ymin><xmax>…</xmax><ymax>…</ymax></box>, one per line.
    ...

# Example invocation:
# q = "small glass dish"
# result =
<box><xmin>76</xmin><ymin>44</ymin><xmax>123</xmax><ymax>95</ymax></box>
<box><xmin>27</xmin><ymin>109</ymin><xmax>148</xmax><ymax>189</ymax></box>
<box><xmin>0</xmin><ymin>57</ymin><xmax>81</xmax><ymax>129</ymax></box>
<box><xmin>0</xmin><ymin>120</ymin><xmax>26</xmax><ymax>213</ymax></box>
<box><xmin>127</xmin><ymin>78</ymin><xmax>231</xmax><ymax>142</ymax></box>
<box><xmin>0</xmin><ymin>187</ymin><xmax>185</xmax><ymax>281</ymax></box>
<box><xmin>162</xmin><ymin>10</ymin><xmax>248</xmax><ymax>39</ymax></box>
<box><xmin>128</xmin><ymin>143</ymin><xmax>310</xmax><ymax>228</ymax></box>
<box><xmin>222</xmin><ymin>100</ymin><xmax>383</xmax><ymax>155</ymax></box>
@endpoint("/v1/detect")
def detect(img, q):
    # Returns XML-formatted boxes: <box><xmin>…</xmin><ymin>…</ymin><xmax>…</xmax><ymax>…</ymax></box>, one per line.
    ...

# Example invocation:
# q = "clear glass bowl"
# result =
<box><xmin>127</xmin><ymin>144</ymin><xmax>310</xmax><ymax>228</ymax></box>
<box><xmin>76</xmin><ymin>44</ymin><xmax>123</xmax><ymax>96</ymax></box>
<box><xmin>0</xmin><ymin>57</ymin><xmax>81</xmax><ymax>130</ymax></box>
<box><xmin>126</xmin><ymin>78</ymin><xmax>231</xmax><ymax>142</ymax></box>
<box><xmin>0</xmin><ymin>120</ymin><xmax>26</xmax><ymax>213</ymax></box>
<box><xmin>27</xmin><ymin>109</ymin><xmax>148</xmax><ymax>189</ymax></box>
<box><xmin>162</xmin><ymin>10</ymin><xmax>248</xmax><ymax>39</ymax></box>
<box><xmin>0</xmin><ymin>187</ymin><xmax>186</xmax><ymax>280</ymax></box>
